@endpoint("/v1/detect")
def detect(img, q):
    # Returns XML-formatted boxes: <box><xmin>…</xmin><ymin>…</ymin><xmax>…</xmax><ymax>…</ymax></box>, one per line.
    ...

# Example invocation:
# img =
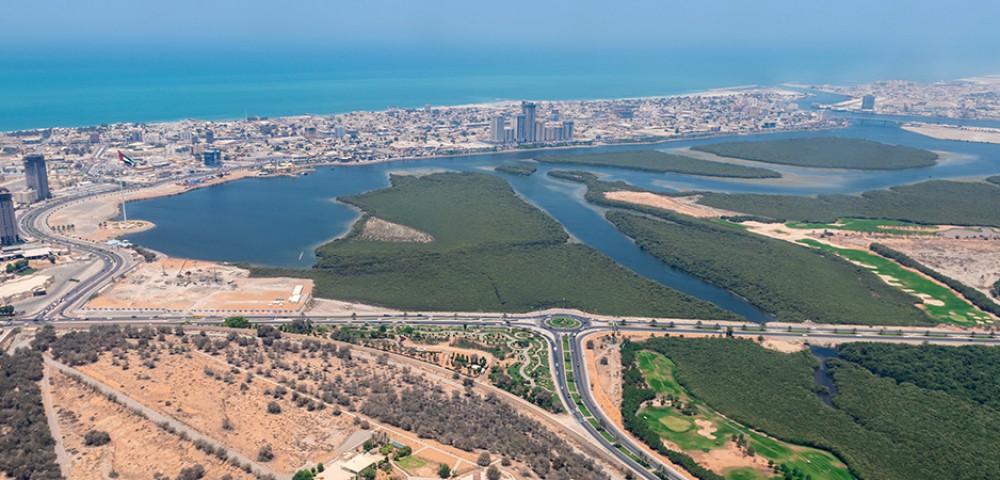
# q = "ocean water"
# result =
<box><xmin>3</xmin><ymin>46</ymin><xmax>999</xmax><ymax>131</ymax></box>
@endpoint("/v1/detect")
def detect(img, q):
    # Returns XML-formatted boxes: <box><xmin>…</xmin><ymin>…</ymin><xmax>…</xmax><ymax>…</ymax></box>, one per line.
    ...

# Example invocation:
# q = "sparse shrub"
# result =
<box><xmin>175</xmin><ymin>464</ymin><xmax>205</xmax><ymax>480</ymax></box>
<box><xmin>84</xmin><ymin>429</ymin><xmax>111</xmax><ymax>446</ymax></box>
<box><xmin>257</xmin><ymin>443</ymin><xmax>274</xmax><ymax>462</ymax></box>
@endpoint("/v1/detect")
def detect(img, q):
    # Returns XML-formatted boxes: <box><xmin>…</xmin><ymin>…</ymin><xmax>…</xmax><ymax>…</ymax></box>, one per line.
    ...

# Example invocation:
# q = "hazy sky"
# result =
<box><xmin>5</xmin><ymin>0</ymin><xmax>999</xmax><ymax>53</ymax></box>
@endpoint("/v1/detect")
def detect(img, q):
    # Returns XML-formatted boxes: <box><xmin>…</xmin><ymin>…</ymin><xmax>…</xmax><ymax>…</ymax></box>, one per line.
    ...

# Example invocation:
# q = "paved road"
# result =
<box><xmin>17</xmin><ymin>184</ymin><xmax>1000</xmax><ymax>480</ymax></box>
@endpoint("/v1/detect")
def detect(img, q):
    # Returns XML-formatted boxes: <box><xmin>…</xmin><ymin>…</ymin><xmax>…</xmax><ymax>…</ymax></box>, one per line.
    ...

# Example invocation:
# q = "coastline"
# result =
<box><xmin>58</xmin><ymin>122</ymin><xmax>846</xmax><ymax>243</ymax></box>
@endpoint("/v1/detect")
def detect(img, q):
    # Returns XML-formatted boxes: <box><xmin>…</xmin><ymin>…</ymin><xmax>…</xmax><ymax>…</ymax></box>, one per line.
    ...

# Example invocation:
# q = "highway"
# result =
<box><xmin>12</xmin><ymin>182</ymin><xmax>1000</xmax><ymax>480</ymax></box>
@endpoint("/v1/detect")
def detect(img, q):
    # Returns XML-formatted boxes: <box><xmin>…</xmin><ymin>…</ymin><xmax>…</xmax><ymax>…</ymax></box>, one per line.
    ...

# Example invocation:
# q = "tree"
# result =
<box><xmin>267</xmin><ymin>401</ymin><xmax>282</xmax><ymax>414</ymax></box>
<box><xmin>437</xmin><ymin>463</ymin><xmax>451</xmax><ymax>478</ymax></box>
<box><xmin>486</xmin><ymin>465</ymin><xmax>501</xmax><ymax>480</ymax></box>
<box><xmin>477</xmin><ymin>452</ymin><xmax>492</xmax><ymax>467</ymax></box>
<box><xmin>291</xmin><ymin>470</ymin><xmax>314</xmax><ymax>480</ymax></box>
<box><xmin>316</xmin><ymin>462</ymin><xmax>325</xmax><ymax>473</ymax></box>
<box><xmin>223</xmin><ymin>316</ymin><xmax>251</xmax><ymax>329</ymax></box>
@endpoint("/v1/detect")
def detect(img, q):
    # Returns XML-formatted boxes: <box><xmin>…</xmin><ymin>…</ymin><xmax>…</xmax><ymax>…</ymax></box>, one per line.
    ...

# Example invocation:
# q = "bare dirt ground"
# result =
<box><xmin>584</xmin><ymin>333</ymin><xmax>623</xmax><ymax>426</ymax></box>
<box><xmin>903</xmin><ymin>123</ymin><xmax>1000</xmax><ymax>145</ymax></box>
<box><xmin>85</xmin><ymin>258</ymin><xmax>314</xmax><ymax>314</ymax></box>
<box><xmin>48</xmin><ymin>368</ymin><xmax>254</xmax><ymax>480</ymax></box>
<box><xmin>878</xmin><ymin>236</ymin><xmax>1000</xmax><ymax>298</ymax></box>
<box><xmin>74</xmin><ymin>346</ymin><xmax>354</xmax><ymax>475</ymax></box>
<box><xmin>358</xmin><ymin>217</ymin><xmax>433</xmax><ymax>243</ymax></box>
<box><xmin>605</xmin><ymin>191</ymin><xmax>739</xmax><ymax>218</ymax></box>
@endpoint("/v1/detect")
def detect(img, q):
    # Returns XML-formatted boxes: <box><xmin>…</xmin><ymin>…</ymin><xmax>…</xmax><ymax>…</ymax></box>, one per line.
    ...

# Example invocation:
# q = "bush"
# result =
<box><xmin>487</xmin><ymin>465</ymin><xmax>501</xmax><ymax>480</ymax></box>
<box><xmin>84</xmin><ymin>430</ymin><xmax>111</xmax><ymax>447</ymax></box>
<box><xmin>257</xmin><ymin>443</ymin><xmax>274</xmax><ymax>462</ymax></box>
<box><xmin>267</xmin><ymin>401</ymin><xmax>282</xmax><ymax>414</ymax></box>
<box><xmin>175</xmin><ymin>464</ymin><xmax>205</xmax><ymax>480</ymax></box>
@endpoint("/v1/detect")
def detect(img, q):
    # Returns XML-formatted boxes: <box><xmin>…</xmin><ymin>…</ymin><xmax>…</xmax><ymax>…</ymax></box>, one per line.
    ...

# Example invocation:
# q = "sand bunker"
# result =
<box><xmin>695</xmin><ymin>419</ymin><xmax>718</xmax><ymax>440</ymax></box>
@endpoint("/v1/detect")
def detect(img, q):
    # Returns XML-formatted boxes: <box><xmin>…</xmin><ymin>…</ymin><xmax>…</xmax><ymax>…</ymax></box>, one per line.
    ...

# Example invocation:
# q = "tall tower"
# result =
<box><xmin>0</xmin><ymin>189</ymin><xmax>19</xmax><ymax>246</ymax></box>
<box><xmin>490</xmin><ymin>116</ymin><xmax>507</xmax><ymax>144</ymax></box>
<box><xmin>861</xmin><ymin>94</ymin><xmax>876</xmax><ymax>111</ymax></box>
<box><xmin>23</xmin><ymin>154</ymin><xmax>50</xmax><ymax>201</ymax></box>
<box><xmin>521</xmin><ymin>102</ymin><xmax>537</xmax><ymax>143</ymax></box>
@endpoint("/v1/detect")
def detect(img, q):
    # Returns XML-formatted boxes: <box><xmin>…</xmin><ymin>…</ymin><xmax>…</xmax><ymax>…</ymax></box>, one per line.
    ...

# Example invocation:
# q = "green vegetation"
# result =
<box><xmin>397</xmin><ymin>456</ymin><xmax>427</xmax><ymax>470</ymax></box>
<box><xmin>992</xmin><ymin>277</ymin><xmax>1000</xmax><ymax>299</ymax></box>
<box><xmin>545</xmin><ymin>316</ymin><xmax>581</xmax><ymax>329</ymax></box>
<box><xmin>633</xmin><ymin>350</ymin><xmax>854</xmax><ymax>480</ymax></box>
<box><xmin>0</xmin><ymin>348</ymin><xmax>63</xmax><ymax>480</ymax></box>
<box><xmin>253</xmin><ymin>172</ymin><xmax>737</xmax><ymax>319</ymax></box>
<box><xmin>629</xmin><ymin>336</ymin><xmax>1000</xmax><ymax>480</ymax></box>
<box><xmin>691</xmin><ymin>137</ymin><xmax>938</xmax><ymax>170</ymax></box>
<box><xmin>5</xmin><ymin>259</ymin><xmax>31</xmax><ymax>275</ymax></box>
<box><xmin>797</xmin><ymin>239</ymin><xmax>991</xmax><ymax>325</ymax></box>
<box><xmin>537</xmin><ymin>150</ymin><xmax>782</xmax><ymax>178</ymax></box>
<box><xmin>785</xmin><ymin>217</ymin><xmax>937</xmax><ymax>236</ymax></box>
<box><xmin>870</xmin><ymin>243</ymin><xmax>1000</xmax><ymax>318</ymax></box>
<box><xmin>694</xmin><ymin>179</ymin><xmax>1000</xmax><ymax>227</ymax></box>
<box><xmin>604</xmin><ymin>209</ymin><xmax>929</xmax><ymax>325</ymax></box>
<box><xmin>222</xmin><ymin>316</ymin><xmax>252</xmax><ymax>328</ymax></box>
<box><xmin>494</xmin><ymin>162</ymin><xmax>537</xmax><ymax>176</ymax></box>
<box><xmin>328</xmin><ymin>323</ymin><xmax>563</xmax><ymax>412</ymax></box>
<box><xmin>837</xmin><ymin>343</ymin><xmax>1000</xmax><ymax>410</ymax></box>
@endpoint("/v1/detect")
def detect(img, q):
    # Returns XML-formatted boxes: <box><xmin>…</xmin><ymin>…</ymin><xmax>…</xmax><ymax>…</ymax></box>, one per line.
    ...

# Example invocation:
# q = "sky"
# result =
<box><xmin>4</xmin><ymin>0</ymin><xmax>1000</xmax><ymax>54</ymax></box>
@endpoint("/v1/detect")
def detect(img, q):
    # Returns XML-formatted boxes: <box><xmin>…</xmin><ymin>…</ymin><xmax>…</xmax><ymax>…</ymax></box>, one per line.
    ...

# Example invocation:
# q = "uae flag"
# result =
<box><xmin>118</xmin><ymin>150</ymin><xmax>136</xmax><ymax>167</ymax></box>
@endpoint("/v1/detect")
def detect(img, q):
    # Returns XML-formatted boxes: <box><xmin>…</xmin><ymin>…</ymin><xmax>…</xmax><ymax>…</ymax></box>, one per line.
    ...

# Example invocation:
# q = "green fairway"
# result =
<box><xmin>785</xmin><ymin>217</ymin><xmax>938</xmax><ymax>235</ymax></box>
<box><xmin>253</xmin><ymin>172</ymin><xmax>737</xmax><ymax>320</ymax></box>
<box><xmin>630</xmin><ymin>337</ymin><xmax>1000</xmax><ymax>480</ymax></box>
<box><xmin>797</xmin><ymin>239</ymin><xmax>991</xmax><ymax>325</ymax></box>
<box><xmin>545</xmin><ymin>316</ymin><xmax>581</xmax><ymax>329</ymax></box>
<box><xmin>396</xmin><ymin>456</ymin><xmax>427</xmax><ymax>470</ymax></box>
<box><xmin>691</xmin><ymin>137</ymin><xmax>938</xmax><ymax>170</ymax></box>
<box><xmin>633</xmin><ymin>350</ymin><xmax>855</xmax><ymax>480</ymax></box>
<box><xmin>536</xmin><ymin>150</ymin><xmax>782</xmax><ymax>178</ymax></box>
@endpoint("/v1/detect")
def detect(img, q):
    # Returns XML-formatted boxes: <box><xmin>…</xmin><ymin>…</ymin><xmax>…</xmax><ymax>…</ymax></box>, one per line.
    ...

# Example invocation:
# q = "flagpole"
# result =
<box><xmin>121</xmin><ymin>179</ymin><xmax>127</xmax><ymax>225</ymax></box>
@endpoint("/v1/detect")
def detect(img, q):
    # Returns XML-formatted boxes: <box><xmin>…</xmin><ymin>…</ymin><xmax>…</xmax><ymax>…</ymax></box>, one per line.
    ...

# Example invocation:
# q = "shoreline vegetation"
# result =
<box><xmin>494</xmin><ymin>163</ymin><xmax>538</xmax><ymax>176</ymax></box>
<box><xmin>535</xmin><ymin>150</ymin><xmax>782</xmax><ymax>178</ymax></box>
<box><xmin>252</xmin><ymin>172</ymin><xmax>739</xmax><ymax>319</ymax></box>
<box><xmin>548</xmin><ymin>170</ymin><xmax>932</xmax><ymax>325</ymax></box>
<box><xmin>623</xmin><ymin>337</ymin><xmax>1000</xmax><ymax>480</ymax></box>
<box><xmin>693</xmin><ymin>179</ymin><xmax>1000</xmax><ymax>227</ymax></box>
<box><xmin>690</xmin><ymin>137</ymin><xmax>939</xmax><ymax>170</ymax></box>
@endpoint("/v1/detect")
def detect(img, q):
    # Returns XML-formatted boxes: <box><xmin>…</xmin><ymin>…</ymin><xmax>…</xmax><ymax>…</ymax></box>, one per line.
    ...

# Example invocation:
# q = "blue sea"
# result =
<box><xmin>3</xmin><ymin>45</ymin><xmax>999</xmax><ymax>132</ymax></box>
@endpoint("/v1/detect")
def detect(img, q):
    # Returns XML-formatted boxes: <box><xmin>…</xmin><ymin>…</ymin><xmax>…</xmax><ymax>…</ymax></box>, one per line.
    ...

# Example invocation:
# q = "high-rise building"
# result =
<box><xmin>490</xmin><ymin>116</ymin><xmax>507</xmax><ymax>144</ymax></box>
<box><xmin>534</xmin><ymin>121</ymin><xmax>545</xmax><ymax>144</ymax></box>
<box><xmin>861</xmin><ymin>94</ymin><xmax>876</xmax><ymax>111</ymax></box>
<box><xmin>521</xmin><ymin>102</ymin><xmax>537</xmax><ymax>143</ymax></box>
<box><xmin>562</xmin><ymin>121</ymin><xmax>574</xmax><ymax>141</ymax></box>
<box><xmin>205</xmin><ymin>129</ymin><xmax>215</xmax><ymax>144</ymax></box>
<box><xmin>23</xmin><ymin>154</ymin><xmax>50</xmax><ymax>201</ymax></box>
<box><xmin>515</xmin><ymin>114</ymin><xmax>527</xmax><ymax>143</ymax></box>
<box><xmin>0</xmin><ymin>189</ymin><xmax>19</xmax><ymax>246</ymax></box>
<box><xmin>203</xmin><ymin>150</ymin><xmax>222</xmax><ymax>167</ymax></box>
